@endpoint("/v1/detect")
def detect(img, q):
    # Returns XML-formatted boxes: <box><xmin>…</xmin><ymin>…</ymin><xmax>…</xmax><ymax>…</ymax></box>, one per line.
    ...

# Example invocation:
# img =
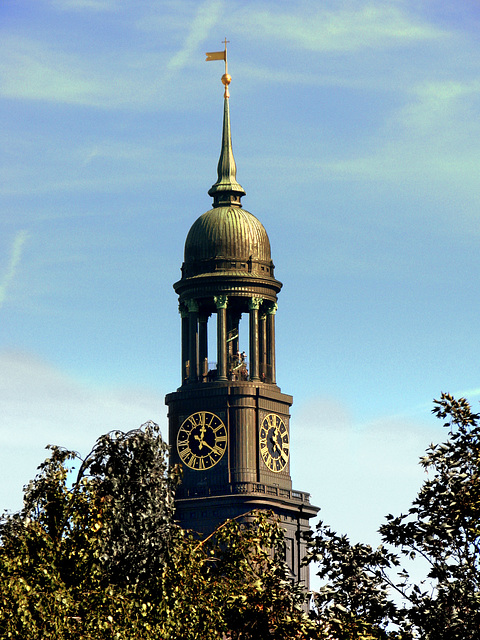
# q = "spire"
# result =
<box><xmin>208</xmin><ymin>96</ymin><xmax>246</xmax><ymax>207</ymax></box>
<box><xmin>206</xmin><ymin>40</ymin><xmax>246</xmax><ymax>208</ymax></box>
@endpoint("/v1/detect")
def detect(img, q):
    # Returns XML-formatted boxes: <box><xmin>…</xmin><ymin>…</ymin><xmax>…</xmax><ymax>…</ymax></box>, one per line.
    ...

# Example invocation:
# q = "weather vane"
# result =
<box><xmin>206</xmin><ymin>37</ymin><xmax>231</xmax><ymax>98</ymax></box>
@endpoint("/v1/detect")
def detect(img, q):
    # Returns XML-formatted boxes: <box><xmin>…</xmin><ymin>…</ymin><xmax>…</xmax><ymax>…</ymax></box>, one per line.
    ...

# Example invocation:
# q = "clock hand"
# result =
<box><xmin>194</xmin><ymin>424</ymin><xmax>209</xmax><ymax>450</ymax></box>
<box><xmin>192</xmin><ymin>435</ymin><xmax>220</xmax><ymax>455</ymax></box>
<box><xmin>197</xmin><ymin>440</ymin><xmax>217</xmax><ymax>454</ymax></box>
<box><xmin>194</xmin><ymin>434</ymin><xmax>205</xmax><ymax>450</ymax></box>
<box><xmin>269</xmin><ymin>429</ymin><xmax>287</xmax><ymax>460</ymax></box>
<box><xmin>269</xmin><ymin>427</ymin><xmax>281</xmax><ymax>448</ymax></box>
<box><xmin>269</xmin><ymin>439</ymin><xmax>281</xmax><ymax>459</ymax></box>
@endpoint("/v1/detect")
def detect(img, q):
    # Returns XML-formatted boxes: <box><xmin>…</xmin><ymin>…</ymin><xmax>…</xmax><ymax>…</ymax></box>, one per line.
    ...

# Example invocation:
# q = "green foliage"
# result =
<box><xmin>304</xmin><ymin>523</ymin><xmax>401</xmax><ymax>639</ymax></box>
<box><xmin>155</xmin><ymin>512</ymin><xmax>315</xmax><ymax>640</ymax></box>
<box><xmin>306</xmin><ymin>393</ymin><xmax>480</xmax><ymax>640</ymax></box>
<box><xmin>0</xmin><ymin>422</ymin><xmax>313</xmax><ymax>639</ymax></box>
<box><xmin>380</xmin><ymin>393</ymin><xmax>480</xmax><ymax>639</ymax></box>
<box><xmin>0</xmin><ymin>422</ymin><xmax>177</xmax><ymax>639</ymax></box>
<box><xmin>206</xmin><ymin>513</ymin><xmax>315</xmax><ymax>639</ymax></box>
<box><xmin>83</xmin><ymin>424</ymin><xmax>177</xmax><ymax>585</ymax></box>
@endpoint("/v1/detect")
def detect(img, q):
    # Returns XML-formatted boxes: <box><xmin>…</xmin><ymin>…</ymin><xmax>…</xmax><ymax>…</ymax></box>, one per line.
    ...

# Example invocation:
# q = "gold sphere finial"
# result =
<box><xmin>221</xmin><ymin>72</ymin><xmax>231</xmax><ymax>98</ymax></box>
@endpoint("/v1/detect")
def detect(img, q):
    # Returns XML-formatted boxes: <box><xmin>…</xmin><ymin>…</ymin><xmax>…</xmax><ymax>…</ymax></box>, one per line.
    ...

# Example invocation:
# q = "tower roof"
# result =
<box><xmin>177</xmin><ymin>65</ymin><xmax>280</xmax><ymax>290</ymax></box>
<box><xmin>208</xmin><ymin>97</ymin><xmax>246</xmax><ymax>208</ymax></box>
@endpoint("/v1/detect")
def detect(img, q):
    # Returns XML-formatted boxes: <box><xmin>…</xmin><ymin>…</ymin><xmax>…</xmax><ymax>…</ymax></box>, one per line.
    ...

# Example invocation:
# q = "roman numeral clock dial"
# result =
<box><xmin>177</xmin><ymin>411</ymin><xmax>227</xmax><ymax>471</ymax></box>
<box><xmin>260</xmin><ymin>413</ymin><xmax>290</xmax><ymax>472</ymax></box>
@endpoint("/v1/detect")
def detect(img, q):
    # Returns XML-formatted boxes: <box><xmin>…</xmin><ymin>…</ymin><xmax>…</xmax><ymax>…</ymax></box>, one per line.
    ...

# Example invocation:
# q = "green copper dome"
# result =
<box><xmin>182</xmin><ymin>205</ymin><xmax>273</xmax><ymax>278</ymax></box>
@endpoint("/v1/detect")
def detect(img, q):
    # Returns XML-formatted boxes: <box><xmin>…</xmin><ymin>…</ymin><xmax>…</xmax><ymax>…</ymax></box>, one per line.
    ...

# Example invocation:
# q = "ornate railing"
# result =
<box><xmin>179</xmin><ymin>482</ymin><xmax>311</xmax><ymax>503</ymax></box>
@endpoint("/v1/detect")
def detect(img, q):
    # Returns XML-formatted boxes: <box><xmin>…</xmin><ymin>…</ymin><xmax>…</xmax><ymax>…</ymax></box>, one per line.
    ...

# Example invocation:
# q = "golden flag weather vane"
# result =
<box><xmin>206</xmin><ymin>37</ymin><xmax>231</xmax><ymax>97</ymax></box>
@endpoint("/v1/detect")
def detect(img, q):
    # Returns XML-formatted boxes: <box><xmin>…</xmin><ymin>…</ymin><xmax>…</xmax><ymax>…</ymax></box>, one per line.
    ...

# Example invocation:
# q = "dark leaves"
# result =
<box><xmin>306</xmin><ymin>393</ymin><xmax>480</xmax><ymax>640</ymax></box>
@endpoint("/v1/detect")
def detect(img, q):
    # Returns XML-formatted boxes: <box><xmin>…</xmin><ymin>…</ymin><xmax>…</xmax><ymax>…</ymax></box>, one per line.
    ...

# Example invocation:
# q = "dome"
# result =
<box><xmin>185</xmin><ymin>206</ymin><xmax>271</xmax><ymax>262</ymax></box>
<box><xmin>182</xmin><ymin>206</ymin><xmax>274</xmax><ymax>279</ymax></box>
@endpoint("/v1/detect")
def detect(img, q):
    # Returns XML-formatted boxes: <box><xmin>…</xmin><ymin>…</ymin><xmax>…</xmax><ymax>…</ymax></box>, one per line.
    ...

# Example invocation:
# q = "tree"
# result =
<box><xmin>201</xmin><ymin>512</ymin><xmax>316</xmax><ymax>640</ymax></box>
<box><xmin>0</xmin><ymin>422</ymin><xmax>178</xmax><ymax>639</ymax></box>
<box><xmin>305</xmin><ymin>393</ymin><xmax>480</xmax><ymax>639</ymax></box>
<box><xmin>0</xmin><ymin>422</ymin><xmax>314</xmax><ymax>639</ymax></box>
<box><xmin>380</xmin><ymin>393</ymin><xmax>480</xmax><ymax>638</ymax></box>
<box><xmin>304</xmin><ymin>521</ymin><xmax>401</xmax><ymax>639</ymax></box>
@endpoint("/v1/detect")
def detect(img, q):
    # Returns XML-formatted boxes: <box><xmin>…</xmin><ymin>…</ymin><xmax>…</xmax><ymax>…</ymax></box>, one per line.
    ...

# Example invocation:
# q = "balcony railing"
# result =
<box><xmin>178</xmin><ymin>481</ymin><xmax>311</xmax><ymax>503</ymax></box>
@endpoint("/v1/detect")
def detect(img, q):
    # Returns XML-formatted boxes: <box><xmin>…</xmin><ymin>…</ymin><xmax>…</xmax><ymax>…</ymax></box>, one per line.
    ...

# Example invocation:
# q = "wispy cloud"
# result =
<box><xmin>454</xmin><ymin>388</ymin><xmax>480</xmax><ymax>401</ymax></box>
<box><xmin>0</xmin><ymin>0</ymin><xmax>224</xmax><ymax>109</ymax></box>
<box><xmin>79</xmin><ymin>139</ymin><xmax>150</xmax><ymax>166</ymax></box>
<box><xmin>166</xmin><ymin>0</ymin><xmax>224</xmax><ymax>73</ymax></box>
<box><xmin>0</xmin><ymin>36</ymin><xmax>104</xmax><ymax>105</ymax></box>
<box><xmin>322</xmin><ymin>78</ymin><xmax>480</xmax><ymax>187</ymax></box>
<box><xmin>0</xmin><ymin>33</ymin><xmax>176</xmax><ymax>110</ymax></box>
<box><xmin>234</xmin><ymin>2</ymin><xmax>445</xmax><ymax>53</ymax></box>
<box><xmin>393</xmin><ymin>80</ymin><xmax>480</xmax><ymax>137</ymax></box>
<box><xmin>50</xmin><ymin>0</ymin><xmax>119</xmax><ymax>11</ymax></box>
<box><xmin>0</xmin><ymin>2</ymin><xmax>455</xmax><ymax>111</ymax></box>
<box><xmin>0</xmin><ymin>231</ymin><xmax>28</xmax><ymax>310</ymax></box>
<box><xmin>256</xmin><ymin>72</ymin><xmax>480</xmax><ymax>192</ymax></box>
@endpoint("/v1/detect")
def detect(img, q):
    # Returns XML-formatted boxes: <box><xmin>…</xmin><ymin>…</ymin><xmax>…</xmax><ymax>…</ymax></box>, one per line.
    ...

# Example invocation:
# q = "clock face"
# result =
<box><xmin>259</xmin><ymin>413</ymin><xmax>290</xmax><ymax>472</ymax></box>
<box><xmin>177</xmin><ymin>411</ymin><xmax>227</xmax><ymax>471</ymax></box>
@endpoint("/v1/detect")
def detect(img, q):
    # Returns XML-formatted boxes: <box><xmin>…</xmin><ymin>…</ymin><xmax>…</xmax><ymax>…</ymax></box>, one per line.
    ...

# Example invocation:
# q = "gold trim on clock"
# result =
<box><xmin>177</xmin><ymin>411</ymin><xmax>227</xmax><ymax>471</ymax></box>
<box><xmin>259</xmin><ymin>413</ymin><xmax>289</xmax><ymax>472</ymax></box>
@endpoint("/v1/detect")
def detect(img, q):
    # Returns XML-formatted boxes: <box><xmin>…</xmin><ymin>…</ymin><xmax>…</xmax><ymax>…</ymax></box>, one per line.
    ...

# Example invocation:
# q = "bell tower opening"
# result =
<box><xmin>179</xmin><ymin>296</ymin><xmax>278</xmax><ymax>385</ymax></box>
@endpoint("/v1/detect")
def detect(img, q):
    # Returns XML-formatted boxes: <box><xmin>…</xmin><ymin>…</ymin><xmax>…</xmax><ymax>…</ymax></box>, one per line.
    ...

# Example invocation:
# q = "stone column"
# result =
<box><xmin>266</xmin><ymin>302</ymin><xmax>277</xmax><ymax>384</ymax></box>
<box><xmin>198</xmin><ymin>312</ymin><xmax>209</xmax><ymax>381</ymax></box>
<box><xmin>249</xmin><ymin>297</ymin><xmax>263</xmax><ymax>381</ymax></box>
<box><xmin>214</xmin><ymin>295</ymin><xmax>228</xmax><ymax>381</ymax></box>
<box><xmin>259</xmin><ymin>311</ymin><xmax>267</xmax><ymax>381</ymax></box>
<box><xmin>179</xmin><ymin>303</ymin><xmax>189</xmax><ymax>384</ymax></box>
<box><xmin>186</xmin><ymin>299</ymin><xmax>199</xmax><ymax>382</ymax></box>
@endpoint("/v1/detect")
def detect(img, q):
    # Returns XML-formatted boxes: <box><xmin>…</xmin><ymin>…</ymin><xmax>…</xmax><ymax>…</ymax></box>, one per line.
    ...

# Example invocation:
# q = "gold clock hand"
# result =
<box><xmin>197</xmin><ymin>440</ymin><xmax>216</xmax><ymax>454</ymax></box>
<box><xmin>269</xmin><ymin>428</ymin><xmax>288</xmax><ymax>462</ymax></box>
<box><xmin>269</xmin><ymin>428</ymin><xmax>281</xmax><ymax>450</ymax></box>
<box><xmin>194</xmin><ymin>434</ymin><xmax>205</xmax><ymax>450</ymax></box>
<box><xmin>194</xmin><ymin>422</ymin><xmax>210</xmax><ymax>451</ymax></box>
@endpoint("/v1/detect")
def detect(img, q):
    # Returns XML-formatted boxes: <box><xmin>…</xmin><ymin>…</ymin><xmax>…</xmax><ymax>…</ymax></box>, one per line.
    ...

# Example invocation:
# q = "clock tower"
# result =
<box><xmin>165</xmin><ymin>59</ymin><xmax>318</xmax><ymax>585</ymax></box>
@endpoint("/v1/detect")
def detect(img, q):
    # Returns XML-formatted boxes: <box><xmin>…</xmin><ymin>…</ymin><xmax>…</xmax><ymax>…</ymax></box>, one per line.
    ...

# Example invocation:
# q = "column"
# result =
<box><xmin>259</xmin><ymin>312</ymin><xmax>267</xmax><ymax>381</ymax></box>
<box><xmin>249</xmin><ymin>297</ymin><xmax>263</xmax><ymax>381</ymax></box>
<box><xmin>198</xmin><ymin>312</ymin><xmax>209</xmax><ymax>381</ymax></box>
<box><xmin>214</xmin><ymin>296</ymin><xmax>228</xmax><ymax>381</ymax></box>
<box><xmin>186</xmin><ymin>299</ymin><xmax>199</xmax><ymax>382</ymax></box>
<box><xmin>227</xmin><ymin>310</ymin><xmax>241</xmax><ymax>358</ymax></box>
<box><xmin>179</xmin><ymin>303</ymin><xmax>189</xmax><ymax>384</ymax></box>
<box><xmin>266</xmin><ymin>302</ymin><xmax>277</xmax><ymax>384</ymax></box>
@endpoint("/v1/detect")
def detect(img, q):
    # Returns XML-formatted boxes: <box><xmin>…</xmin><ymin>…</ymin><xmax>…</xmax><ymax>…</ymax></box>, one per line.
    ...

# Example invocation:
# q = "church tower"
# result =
<box><xmin>165</xmin><ymin>50</ymin><xmax>318</xmax><ymax>585</ymax></box>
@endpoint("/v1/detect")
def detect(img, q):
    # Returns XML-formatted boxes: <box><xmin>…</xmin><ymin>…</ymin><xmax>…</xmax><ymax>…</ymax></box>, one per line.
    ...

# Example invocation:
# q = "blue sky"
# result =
<box><xmin>1</xmin><ymin>0</ymin><xmax>480</xmax><ymax>560</ymax></box>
